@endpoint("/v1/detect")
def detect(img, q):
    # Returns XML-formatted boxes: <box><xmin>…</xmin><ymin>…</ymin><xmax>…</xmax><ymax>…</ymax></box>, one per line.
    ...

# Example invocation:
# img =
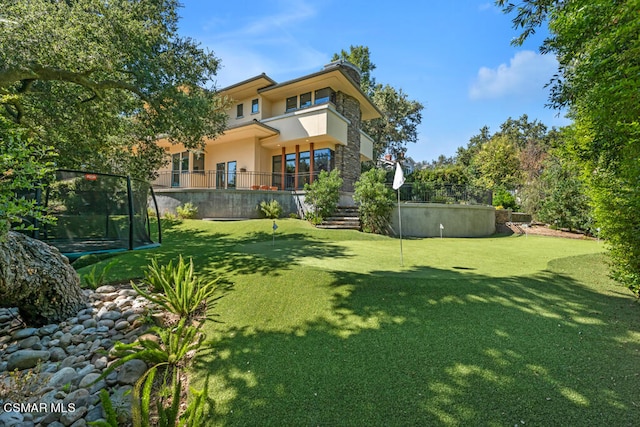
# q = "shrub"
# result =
<box><xmin>353</xmin><ymin>168</ymin><xmax>394</xmax><ymax>234</ymax></box>
<box><xmin>304</xmin><ymin>169</ymin><xmax>343</xmax><ymax>221</ymax></box>
<box><xmin>259</xmin><ymin>199</ymin><xmax>282</xmax><ymax>219</ymax></box>
<box><xmin>82</xmin><ymin>259</ymin><xmax>118</xmax><ymax>289</ymax></box>
<box><xmin>492</xmin><ymin>188</ymin><xmax>519</xmax><ymax>211</ymax></box>
<box><xmin>133</xmin><ymin>256</ymin><xmax>220</xmax><ymax>320</ymax></box>
<box><xmin>176</xmin><ymin>202</ymin><xmax>198</xmax><ymax>219</ymax></box>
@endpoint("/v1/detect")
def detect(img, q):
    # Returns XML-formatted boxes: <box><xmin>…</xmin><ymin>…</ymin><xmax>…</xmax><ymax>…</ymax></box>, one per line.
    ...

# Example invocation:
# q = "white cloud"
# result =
<box><xmin>469</xmin><ymin>51</ymin><xmax>558</xmax><ymax>100</ymax></box>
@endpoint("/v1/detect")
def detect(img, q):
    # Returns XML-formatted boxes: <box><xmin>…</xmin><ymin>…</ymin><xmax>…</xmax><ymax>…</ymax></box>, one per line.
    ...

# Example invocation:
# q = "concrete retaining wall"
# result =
<box><xmin>390</xmin><ymin>203</ymin><xmax>496</xmax><ymax>238</ymax></box>
<box><xmin>155</xmin><ymin>189</ymin><xmax>300</xmax><ymax>219</ymax></box>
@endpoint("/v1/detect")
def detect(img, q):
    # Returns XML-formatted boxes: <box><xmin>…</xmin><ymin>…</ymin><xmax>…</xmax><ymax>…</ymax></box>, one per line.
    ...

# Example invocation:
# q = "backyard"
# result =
<box><xmin>86</xmin><ymin>218</ymin><xmax>640</xmax><ymax>426</ymax></box>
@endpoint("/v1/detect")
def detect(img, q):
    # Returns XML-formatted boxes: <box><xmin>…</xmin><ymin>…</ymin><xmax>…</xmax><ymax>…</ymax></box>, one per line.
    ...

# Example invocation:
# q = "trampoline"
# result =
<box><xmin>29</xmin><ymin>170</ymin><xmax>161</xmax><ymax>259</ymax></box>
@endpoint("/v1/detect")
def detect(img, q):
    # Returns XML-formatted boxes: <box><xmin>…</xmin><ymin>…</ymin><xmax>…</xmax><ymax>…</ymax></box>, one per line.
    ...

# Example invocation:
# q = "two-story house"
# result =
<box><xmin>154</xmin><ymin>60</ymin><xmax>381</xmax><ymax>193</ymax></box>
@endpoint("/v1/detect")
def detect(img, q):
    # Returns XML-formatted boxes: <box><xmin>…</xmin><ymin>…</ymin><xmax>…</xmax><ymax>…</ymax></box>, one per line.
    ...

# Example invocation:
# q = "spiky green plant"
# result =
<box><xmin>133</xmin><ymin>256</ymin><xmax>220</xmax><ymax>320</ymax></box>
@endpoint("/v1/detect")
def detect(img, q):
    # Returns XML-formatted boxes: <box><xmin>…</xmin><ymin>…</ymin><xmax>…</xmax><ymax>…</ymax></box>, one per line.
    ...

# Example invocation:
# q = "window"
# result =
<box><xmin>314</xmin><ymin>148</ymin><xmax>334</xmax><ymax>172</ymax></box>
<box><xmin>300</xmin><ymin>92</ymin><xmax>312</xmax><ymax>108</ymax></box>
<box><xmin>251</xmin><ymin>99</ymin><xmax>259</xmax><ymax>114</ymax></box>
<box><xmin>314</xmin><ymin>87</ymin><xmax>335</xmax><ymax>105</ymax></box>
<box><xmin>236</xmin><ymin>104</ymin><xmax>243</xmax><ymax>118</ymax></box>
<box><xmin>192</xmin><ymin>152</ymin><xmax>205</xmax><ymax>172</ymax></box>
<box><xmin>286</xmin><ymin>96</ymin><xmax>297</xmax><ymax>112</ymax></box>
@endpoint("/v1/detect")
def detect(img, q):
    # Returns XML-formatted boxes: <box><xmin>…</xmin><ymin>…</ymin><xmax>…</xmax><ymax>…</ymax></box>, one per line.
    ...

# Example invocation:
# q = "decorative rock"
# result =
<box><xmin>40</xmin><ymin>324</ymin><xmax>60</xmax><ymax>336</ymax></box>
<box><xmin>6</xmin><ymin>350</ymin><xmax>50</xmax><ymax>371</ymax></box>
<box><xmin>114</xmin><ymin>320</ymin><xmax>130</xmax><ymax>331</ymax></box>
<box><xmin>48</xmin><ymin>367</ymin><xmax>79</xmax><ymax>388</ymax></box>
<box><xmin>59</xmin><ymin>333</ymin><xmax>73</xmax><ymax>348</ymax></box>
<box><xmin>82</xmin><ymin>318</ymin><xmax>97</xmax><ymax>329</ymax></box>
<box><xmin>97</xmin><ymin>319</ymin><xmax>115</xmax><ymax>328</ymax></box>
<box><xmin>69</xmin><ymin>325</ymin><xmax>85</xmax><ymax>335</ymax></box>
<box><xmin>60</xmin><ymin>405</ymin><xmax>87</xmax><ymax>426</ymax></box>
<box><xmin>84</xmin><ymin>405</ymin><xmax>104</xmax><ymax>423</ymax></box>
<box><xmin>100</xmin><ymin>311</ymin><xmax>122</xmax><ymax>321</ymax></box>
<box><xmin>50</xmin><ymin>347</ymin><xmax>68</xmax><ymax>362</ymax></box>
<box><xmin>70</xmin><ymin>419</ymin><xmax>88</xmax><ymax>427</ymax></box>
<box><xmin>95</xmin><ymin>285</ymin><xmax>116</xmax><ymax>293</ymax></box>
<box><xmin>94</xmin><ymin>356</ymin><xmax>108</xmax><ymax>370</ymax></box>
<box><xmin>11</xmin><ymin>327</ymin><xmax>39</xmax><ymax>340</ymax></box>
<box><xmin>64</xmin><ymin>388</ymin><xmax>90</xmax><ymax>407</ymax></box>
<box><xmin>18</xmin><ymin>335</ymin><xmax>41</xmax><ymax>349</ymax></box>
<box><xmin>116</xmin><ymin>359</ymin><xmax>147</xmax><ymax>385</ymax></box>
<box><xmin>79</xmin><ymin>373</ymin><xmax>105</xmax><ymax>394</ymax></box>
<box><xmin>0</xmin><ymin>411</ymin><xmax>24</xmax><ymax>427</ymax></box>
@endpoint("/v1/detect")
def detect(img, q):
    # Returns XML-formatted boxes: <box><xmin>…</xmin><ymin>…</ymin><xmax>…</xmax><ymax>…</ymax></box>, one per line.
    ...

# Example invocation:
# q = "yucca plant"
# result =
<box><xmin>133</xmin><ymin>256</ymin><xmax>220</xmax><ymax>320</ymax></box>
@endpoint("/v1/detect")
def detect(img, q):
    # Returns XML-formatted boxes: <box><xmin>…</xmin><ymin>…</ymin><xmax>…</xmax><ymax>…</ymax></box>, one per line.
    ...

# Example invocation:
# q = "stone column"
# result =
<box><xmin>335</xmin><ymin>92</ymin><xmax>362</xmax><ymax>192</ymax></box>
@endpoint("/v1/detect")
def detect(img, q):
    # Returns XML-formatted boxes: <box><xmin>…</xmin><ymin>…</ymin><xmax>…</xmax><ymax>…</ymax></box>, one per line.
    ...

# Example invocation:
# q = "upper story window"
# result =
<box><xmin>236</xmin><ymin>104</ymin><xmax>243</xmax><ymax>118</ymax></box>
<box><xmin>300</xmin><ymin>92</ymin><xmax>312</xmax><ymax>108</ymax></box>
<box><xmin>286</xmin><ymin>96</ymin><xmax>297</xmax><ymax>112</ymax></box>
<box><xmin>315</xmin><ymin>87</ymin><xmax>335</xmax><ymax>105</ymax></box>
<box><xmin>251</xmin><ymin>99</ymin><xmax>259</xmax><ymax>114</ymax></box>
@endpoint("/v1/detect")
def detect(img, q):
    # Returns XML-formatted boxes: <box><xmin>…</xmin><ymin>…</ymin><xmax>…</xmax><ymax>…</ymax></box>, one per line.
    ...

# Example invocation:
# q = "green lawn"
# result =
<box><xmin>81</xmin><ymin>219</ymin><xmax>640</xmax><ymax>426</ymax></box>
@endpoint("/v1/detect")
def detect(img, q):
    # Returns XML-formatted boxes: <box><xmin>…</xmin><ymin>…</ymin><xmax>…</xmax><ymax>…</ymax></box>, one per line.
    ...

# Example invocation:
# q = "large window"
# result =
<box><xmin>286</xmin><ymin>96</ymin><xmax>297</xmax><ymax>112</ymax></box>
<box><xmin>314</xmin><ymin>87</ymin><xmax>335</xmax><ymax>105</ymax></box>
<box><xmin>300</xmin><ymin>92</ymin><xmax>312</xmax><ymax>108</ymax></box>
<box><xmin>192</xmin><ymin>152</ymin><xmax>205</xmax><ymax>172</ymax></box>
<box><xmin>314</xmin><ymin>148</ymin><xmax>334</xmax><ymax>172</ymax></box>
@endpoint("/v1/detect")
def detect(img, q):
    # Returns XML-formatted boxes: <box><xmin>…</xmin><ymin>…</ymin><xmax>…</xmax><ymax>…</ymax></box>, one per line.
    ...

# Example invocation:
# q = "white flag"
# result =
<box><xmin>392</xmin><ymin>162</ymin><xmax>405</xmax><ymax>190</ymax></box>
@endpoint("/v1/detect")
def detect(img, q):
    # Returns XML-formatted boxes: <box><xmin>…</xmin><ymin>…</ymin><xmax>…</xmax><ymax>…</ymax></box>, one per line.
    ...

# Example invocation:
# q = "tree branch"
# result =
<box><xmin>0</xmin><ymin>65</ymin><xmax>151</xmax><ymax>104</ymax></box>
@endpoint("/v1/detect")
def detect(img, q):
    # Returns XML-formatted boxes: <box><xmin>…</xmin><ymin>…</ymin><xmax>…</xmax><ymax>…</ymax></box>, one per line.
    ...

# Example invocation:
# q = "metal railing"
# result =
<box><xmin>391</xmin><ymin>182</ymin><xmax>492</xmax><ymax>205</ymax></box>
<box><xmin>153</xmin><ymin>170</ymin><xmax>322</xmax><ymax>191</ymax></box>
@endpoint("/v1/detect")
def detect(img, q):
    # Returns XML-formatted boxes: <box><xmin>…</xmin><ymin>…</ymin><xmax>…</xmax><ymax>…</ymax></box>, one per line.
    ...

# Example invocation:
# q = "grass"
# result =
<box><xmin>78</xmin><ymin>219</ymin><xmax>640</xmax><ymax>426</ymax></box>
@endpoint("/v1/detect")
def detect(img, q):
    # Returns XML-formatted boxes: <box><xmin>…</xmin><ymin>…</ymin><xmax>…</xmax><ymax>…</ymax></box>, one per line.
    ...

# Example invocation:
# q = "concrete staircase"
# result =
<box><xmin>316</xmin><ymin>206</ymin><xmax>361</xmax><ymax>230</ymax></box>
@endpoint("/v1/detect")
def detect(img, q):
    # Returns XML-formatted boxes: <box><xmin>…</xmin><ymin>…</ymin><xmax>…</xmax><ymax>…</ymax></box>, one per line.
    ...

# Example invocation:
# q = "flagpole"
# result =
<box><xmin>397</xmin><ymin>188</ymin><xmax>403</xmax><ymax>267</ymax></box>
<box><xmin>392</xmin><ymin>161</ymin><xmax>405</xmax><ymax>267</ymax></box>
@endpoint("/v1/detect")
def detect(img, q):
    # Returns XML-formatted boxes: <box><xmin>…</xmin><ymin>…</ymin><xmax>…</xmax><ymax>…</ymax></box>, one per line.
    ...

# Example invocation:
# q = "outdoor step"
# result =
<box><xmin>316</xmin><ymin>224</ymin><xmax>361</xmax><ymax>230</ymax></box>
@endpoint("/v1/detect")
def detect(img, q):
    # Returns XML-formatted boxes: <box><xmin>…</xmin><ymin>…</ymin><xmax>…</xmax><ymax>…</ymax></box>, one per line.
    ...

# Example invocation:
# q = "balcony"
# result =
<box><xmin>153</xmin><ymin>170</ymin><xmax>324</xmax><ymax>191</ymax></box>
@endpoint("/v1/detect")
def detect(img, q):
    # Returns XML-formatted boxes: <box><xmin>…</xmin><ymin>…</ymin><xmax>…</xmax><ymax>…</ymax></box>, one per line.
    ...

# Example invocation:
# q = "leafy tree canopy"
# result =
<box><xmin>498</xmin><ymin>0</ymin><xmax>640</xmax><ymax>295</ymax></box>
<box><xmin>0</xmin><ymin>0</ymin><xmax>228</xmax><ymax>178</ymax></box>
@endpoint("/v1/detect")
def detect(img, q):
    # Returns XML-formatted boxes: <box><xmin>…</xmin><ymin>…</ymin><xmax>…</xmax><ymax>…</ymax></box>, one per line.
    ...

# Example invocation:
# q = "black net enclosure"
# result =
<box><xmin>30</xmin><ymin>170</ymin><xmax>161</xmax><ymax>259</ymax></box>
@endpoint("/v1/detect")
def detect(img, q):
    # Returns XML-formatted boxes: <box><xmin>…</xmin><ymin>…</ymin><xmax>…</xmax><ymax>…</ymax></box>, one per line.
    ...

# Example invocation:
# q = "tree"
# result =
<box><xmin>471</xmin><ymin>135</ymin><xmax>522</xmax><ymax>191</ymax></box>
<box><xmin>0</xmin><ymin>0</ymin><xmax>228</xmax><ymax>180</ymax></box>
<box><xmin>498</xmin><ymin>0</ymin><xmax>640</xmax><ymax>296</ymax></box>
<box><xmin>0</xmin><ymin>0</ymin><xmax>229</xmax><ymax>323</ymax></box>
<box><xmin>333</xmin><ymin>46</ymin><xmax>424</xmax><ymax>161</ymax></box>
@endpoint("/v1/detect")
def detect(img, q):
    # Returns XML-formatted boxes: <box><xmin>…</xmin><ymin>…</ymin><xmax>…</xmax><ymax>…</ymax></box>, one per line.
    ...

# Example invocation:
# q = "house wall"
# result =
<box><xmin>390</xmin><ymin>203</ymin><xmax>496</xmax><ymax>238</ymax></box>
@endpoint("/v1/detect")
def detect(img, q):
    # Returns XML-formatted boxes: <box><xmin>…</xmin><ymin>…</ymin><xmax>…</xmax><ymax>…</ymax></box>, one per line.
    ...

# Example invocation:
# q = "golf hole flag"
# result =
<box><xmin>393</xmin><ymin>162</ymin><xmax>405</xmax><ymax>190</ymax></box>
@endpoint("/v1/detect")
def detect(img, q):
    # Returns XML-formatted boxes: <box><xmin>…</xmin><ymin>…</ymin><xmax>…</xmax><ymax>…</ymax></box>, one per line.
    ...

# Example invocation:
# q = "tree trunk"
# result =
<box><xmin>0</xmin><ymin>231</ymin><xmax>86</xmax><ymax>326</ymax></box>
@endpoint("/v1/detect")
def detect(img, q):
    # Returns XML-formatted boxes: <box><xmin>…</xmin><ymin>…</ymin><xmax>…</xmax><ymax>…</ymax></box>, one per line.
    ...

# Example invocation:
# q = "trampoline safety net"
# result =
<box><xmin>33</xmin><ymin>170</ymin><xmax>161</xmax><ymax>258</ymax></box>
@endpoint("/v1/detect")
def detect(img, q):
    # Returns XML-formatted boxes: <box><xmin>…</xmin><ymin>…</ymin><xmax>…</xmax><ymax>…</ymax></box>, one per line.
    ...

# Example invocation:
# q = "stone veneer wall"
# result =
<box><xmin>334</xmin><ymin>91</ymin><xmax>362</xmax><ymax>192</ymax></box>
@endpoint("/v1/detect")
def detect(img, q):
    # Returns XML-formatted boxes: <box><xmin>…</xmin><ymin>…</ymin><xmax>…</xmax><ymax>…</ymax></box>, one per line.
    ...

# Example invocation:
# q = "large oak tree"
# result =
<box><xmin>0</xmin><ymin>0</ymin><xmax>228</xmax><ymax>324</ymax></box>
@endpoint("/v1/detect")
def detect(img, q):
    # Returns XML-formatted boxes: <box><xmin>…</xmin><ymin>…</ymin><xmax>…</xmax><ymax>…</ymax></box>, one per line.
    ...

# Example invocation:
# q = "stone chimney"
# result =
<box><xmin>324</xmin><ymin>60</ymin><xmax>361</xmax><ymax>85</ymax></box>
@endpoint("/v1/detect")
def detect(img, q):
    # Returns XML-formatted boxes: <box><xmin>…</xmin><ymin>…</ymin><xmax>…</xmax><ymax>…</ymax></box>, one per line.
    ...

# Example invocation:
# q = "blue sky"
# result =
<box><xmin>177</xmin><ymin>0</ymin><xmax>569</xmax><ymax>163</ymax></box>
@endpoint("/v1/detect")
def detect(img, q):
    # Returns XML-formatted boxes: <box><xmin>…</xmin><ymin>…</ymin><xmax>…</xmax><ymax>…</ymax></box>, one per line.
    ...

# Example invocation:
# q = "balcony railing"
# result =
<box><xmin>153</xmin><ymin>170</ymin><xmax>321</xmax><ymax>191</ymax></box>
